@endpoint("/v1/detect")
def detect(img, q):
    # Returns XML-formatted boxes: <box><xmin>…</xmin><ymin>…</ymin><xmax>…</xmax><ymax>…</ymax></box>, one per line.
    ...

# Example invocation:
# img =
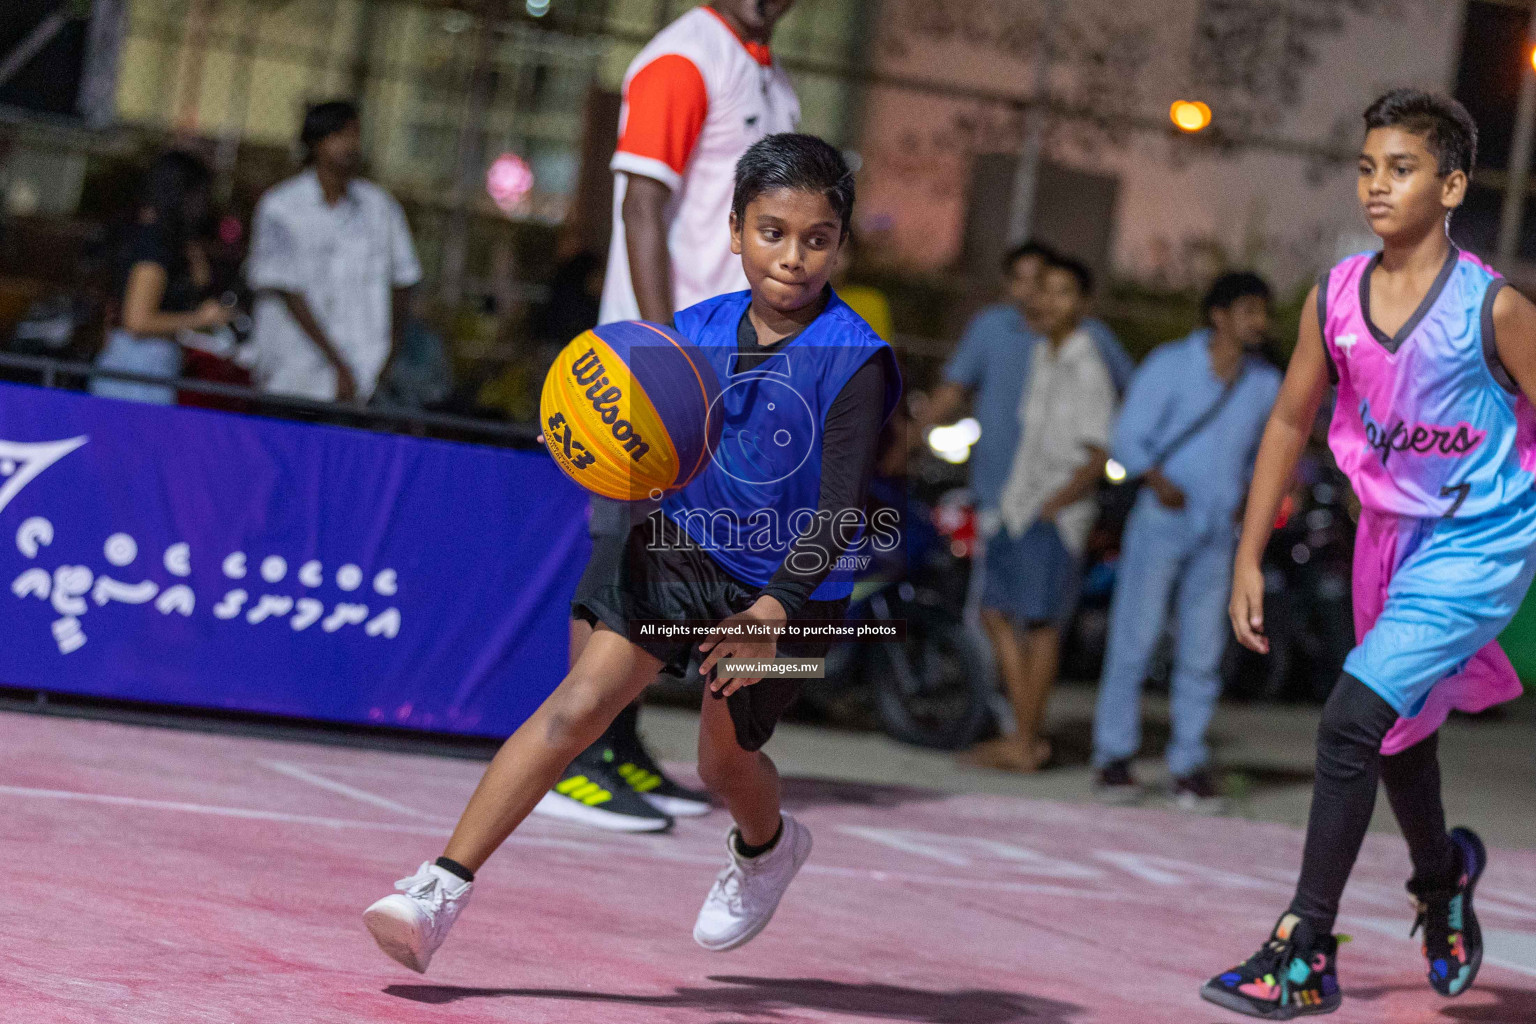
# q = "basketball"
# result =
<box><xmin>539</xmin><ymin>320</ymin><xmax>722</xmax><ymax>501</ymax></box>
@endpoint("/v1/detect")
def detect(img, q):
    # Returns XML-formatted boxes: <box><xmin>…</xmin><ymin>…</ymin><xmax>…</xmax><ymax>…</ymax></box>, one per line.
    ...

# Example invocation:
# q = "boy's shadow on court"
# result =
<box><xmin>1347</xmin><ymin>982</ymin><xmax>1536</xmax><ymax>1021</ymax></box>
<box><xmin>384</xmin><ymin>974</ymin><xmax>1081</xmax><ymax>1023</ymax></box>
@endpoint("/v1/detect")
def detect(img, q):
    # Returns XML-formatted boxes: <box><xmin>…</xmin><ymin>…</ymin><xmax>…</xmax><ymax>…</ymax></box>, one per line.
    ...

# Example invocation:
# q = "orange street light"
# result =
<box><xmin>1171</xmin><ymin>100</ymin><xmax>1213</xmax><ymax>133</ymax></box>
<box><xmin>1531</xmin><ymin>44</ymin><xmax>1536</xmax><ymax>72</ymax></box>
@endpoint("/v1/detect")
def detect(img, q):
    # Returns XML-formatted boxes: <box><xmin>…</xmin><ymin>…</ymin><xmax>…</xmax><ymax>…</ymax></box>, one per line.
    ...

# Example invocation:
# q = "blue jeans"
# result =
<box><xmin>1092</xmin><ymin>502</ymin><xmax>1234</xmax><ymax>777</ymax></box>
<box><xmin>90</xmin><ymin>328</ymin><xmax>180</xmax><ymax>405</ymax></box>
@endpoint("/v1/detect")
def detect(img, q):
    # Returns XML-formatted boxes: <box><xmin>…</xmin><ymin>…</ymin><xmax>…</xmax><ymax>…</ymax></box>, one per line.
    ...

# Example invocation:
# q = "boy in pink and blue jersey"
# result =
<box><xmin>1324</xmin><ymin>247</ymin><xmax>1533</xmax><ymax>755</ymax></box>
<box><xmin>1203</xmin><ymin>90</ymin><xmax>1536</xmax><ymax>1019</ymax></box>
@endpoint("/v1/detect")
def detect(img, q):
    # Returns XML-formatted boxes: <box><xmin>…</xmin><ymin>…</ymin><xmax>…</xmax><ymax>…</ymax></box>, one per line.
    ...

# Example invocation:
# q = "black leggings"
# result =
<box><xmin>1289</xmin><ymin>674</ymin><xmax>1457</xmax><ymax>935</ymax></box>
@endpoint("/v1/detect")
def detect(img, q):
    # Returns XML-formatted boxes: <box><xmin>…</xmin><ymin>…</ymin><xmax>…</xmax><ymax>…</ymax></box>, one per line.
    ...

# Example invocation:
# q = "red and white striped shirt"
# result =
<box><xmin>599</xmin><ymin>5</ymin><xmax>800</xmax><ymax>326</ymax></box>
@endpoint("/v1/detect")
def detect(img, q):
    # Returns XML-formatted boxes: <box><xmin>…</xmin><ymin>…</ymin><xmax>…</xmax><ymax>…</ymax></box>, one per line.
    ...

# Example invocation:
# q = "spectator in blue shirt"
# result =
<box><xmin>1091</xmin><ymin>272</ymin><xmax>1282</xmax><ymax>808</ymax></box>
<box><xmin>922</xmin><ymin>242</ymin><xmax>1134</xmax><ymax>516</ymax></box>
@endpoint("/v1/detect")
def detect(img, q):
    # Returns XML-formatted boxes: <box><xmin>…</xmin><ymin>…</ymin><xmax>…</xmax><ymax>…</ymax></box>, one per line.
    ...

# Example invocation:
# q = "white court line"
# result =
<box><xmin>5</xmin><ymin>785</ymin><xmax>1533</xmax><ymax>989</ymax></box>
<box><xmin>12</xmin><ymin>781</ymin><xmax>1518</xmax><ymax>918</ymax></box>
<box><xmin>1263</xmin><ymin>866</ymin><xmax>1536</xmax><ymax>925</ymax></box>
<box><xmin>801</xmin><ymin>864</ymin><xmax>1166</xmax><ymax>902</ymax></box>
<box><xmin>246</xmin><ymin>771</ymin><xmax>1238</xmax><ymax>904</ymax></box>
<box><xmin>273</xmin><ymin>771</ymin><xmax>1536</xmax><ymax>920</ymax></box>
<box><xmin>260</xmin><ymin>760</ymin><xmax>451</xmax><ymax>820</ymax></box>
<box><xmin>1484</xmin><ymin>887</ymin><xmax>1536</xmax><ymax>913</ymax></box>
<box><xmin>266</xmin><ymin>761</ymin><xmax>483</xmax><ymax>783</ymax></box>
<box><xmin>1350</xmin><ymin>915</ymin><xmax>1536</xmax><ymax>980</ymax></box>
<box><xmin>0</xmin><ymin>784</ymin><xmax>452</xmax><ymax>837</ymax></box>
<box><xmin>0</xmin><ymin>782</ymin><xmax>1169</xmax><ymax>902</ymax></box>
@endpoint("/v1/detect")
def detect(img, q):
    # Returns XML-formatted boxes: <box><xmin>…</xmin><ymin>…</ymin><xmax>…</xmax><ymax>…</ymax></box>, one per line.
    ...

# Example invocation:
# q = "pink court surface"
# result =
<box><xmin>4</xmin><ymin>710</ymin><xmax>1535</xmax><ymax>1024</ymax></box>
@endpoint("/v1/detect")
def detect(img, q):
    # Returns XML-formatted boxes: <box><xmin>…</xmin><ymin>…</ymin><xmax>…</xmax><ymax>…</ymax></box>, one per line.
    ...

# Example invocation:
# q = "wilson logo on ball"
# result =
<box><xmin>539</xmin><ymin>322</ymin><xmax>722</xmax><ymax>501</ymax></box>
<box><xmin>570</xmin><ymin>348</ymin><xmax>650</xmax><ymax>462</ymax></box>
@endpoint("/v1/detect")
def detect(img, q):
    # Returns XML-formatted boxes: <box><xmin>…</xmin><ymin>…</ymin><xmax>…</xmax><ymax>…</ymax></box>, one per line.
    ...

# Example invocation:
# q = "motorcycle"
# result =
<box><xmin>650</xmin><ymin>433</ymin><xmax>996</xmax><ymax>748</ymax></box>
<box><xmin>1064</xmin><ymin>441</ymin><xmax>1355</xmax><ymax>702</ymax></box>
<box><xmin>1221</xmin><ymin>447</ymin><xmax>1354</xmax><ymax>702</ymax></box>
<box><xmin>809</xmin><ymin>484</ymin><xmax>993</xmax><ymax>749</ymax></box>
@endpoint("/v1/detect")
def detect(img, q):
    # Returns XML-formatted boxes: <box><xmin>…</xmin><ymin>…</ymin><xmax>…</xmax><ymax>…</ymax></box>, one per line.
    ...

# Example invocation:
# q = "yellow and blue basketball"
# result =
<box><xmin>539</xmin><ymin>321</ymin><xmax>722</xmax><ymax>501</ymax></box>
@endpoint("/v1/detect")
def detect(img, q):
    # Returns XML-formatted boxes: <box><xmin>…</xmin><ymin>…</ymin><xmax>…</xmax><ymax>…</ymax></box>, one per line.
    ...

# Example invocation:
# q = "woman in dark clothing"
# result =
<box><xmin>92</xmin><ymin>149</ymin><xmax>231</xmax><ymax>404</ymax></box>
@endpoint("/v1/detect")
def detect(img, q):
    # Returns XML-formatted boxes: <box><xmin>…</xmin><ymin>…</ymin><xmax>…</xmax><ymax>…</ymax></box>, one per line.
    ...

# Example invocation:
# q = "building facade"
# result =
<box><xmin>855</xmin><ymin>0</ymin><xmax>1468</xmax><ymax>291</ymax></box>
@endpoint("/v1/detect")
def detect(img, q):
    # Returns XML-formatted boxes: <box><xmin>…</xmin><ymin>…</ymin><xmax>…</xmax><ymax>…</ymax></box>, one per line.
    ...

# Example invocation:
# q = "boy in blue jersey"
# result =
<box><xmin>363</xmin><ymin>133</ymin><xmax>900</xmax><ymax>972</ymax></box>
<box><xmin>1203</xmin><ymin>90</ymin><xmax>1536</xmax><ymax>1018</ymax></box>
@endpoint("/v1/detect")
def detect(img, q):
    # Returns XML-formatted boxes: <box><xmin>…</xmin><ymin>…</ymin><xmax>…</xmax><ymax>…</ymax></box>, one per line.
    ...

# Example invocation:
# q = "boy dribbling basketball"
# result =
<box><xmin>362</xmin><ymin>133</ymin><xmax>899</xmax><ymax>972</ymax></box>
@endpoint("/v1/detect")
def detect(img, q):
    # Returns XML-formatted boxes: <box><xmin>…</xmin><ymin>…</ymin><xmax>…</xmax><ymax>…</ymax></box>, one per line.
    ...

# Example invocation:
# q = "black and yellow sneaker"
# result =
<box><xmin>1201</xmin><ymin>913</ymin><xmax>1343</xmax><ymax>1019</ymax></box>
<box><xmin>1411</xmin><ymin>826</ymin><xmax>1486</xmax><ymax>998</ymax></box>
<box><xmin>605</xmin><ymin>706</ymin><xmax>712</xmax><ymax>817</ymax></box>
<box><xmin>531</xmin><ymin>754</ymin><xmax>673</xmax><ymax>833</ymax></box>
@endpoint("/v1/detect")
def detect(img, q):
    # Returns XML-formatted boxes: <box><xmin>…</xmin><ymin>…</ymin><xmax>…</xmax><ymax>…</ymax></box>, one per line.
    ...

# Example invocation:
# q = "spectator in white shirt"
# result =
<box><xmin>247</xmin><ymin>100</ymin><xmax>421</xmax><ymax>405</ymax></box>
<box><xmin>963</xmin><ymin>255</ymin><xmax>1117</xmax><ymax>774</ymax></box>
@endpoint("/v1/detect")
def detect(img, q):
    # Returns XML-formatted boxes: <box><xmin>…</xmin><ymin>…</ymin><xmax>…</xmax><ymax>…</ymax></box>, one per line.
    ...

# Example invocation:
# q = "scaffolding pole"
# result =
<box><xmin>1497</xmin><ymin>3</ymin><xmax>1536</xmax><ymax>270</ymax></box>
<box><xmin>439</xmin><ymin>3</ymin><xmax>501</xmax><ymax>307</ymax></box>
<box><xmin>0</xmin><ymin>3</ymin><xmax>70</xmax><ymax>90</ymax></box>
<box><xmin>1006</xmin><ymin>0</ymin><xmax>1062</xmax><ymax>247</ymax></box>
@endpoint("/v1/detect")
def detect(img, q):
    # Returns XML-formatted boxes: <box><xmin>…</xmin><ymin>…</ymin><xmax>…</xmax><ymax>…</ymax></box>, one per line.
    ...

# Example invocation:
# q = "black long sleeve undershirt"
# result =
<box><xmin>733</xmin><ymin>309</ymin><xmax>890</xmax><ymax>619</ymax></box>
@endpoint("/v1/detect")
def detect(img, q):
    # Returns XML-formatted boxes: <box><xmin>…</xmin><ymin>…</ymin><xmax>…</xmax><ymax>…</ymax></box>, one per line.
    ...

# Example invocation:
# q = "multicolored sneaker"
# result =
<box><xmin>1201</xmin><ymin>913</ymin><xmax>1343</xmax><ymax>1019</ymax></box>
<box><xmin>1410</xmin><ymin>826</ymin><xmax>1486</xmax><ymax>998</ymax></box>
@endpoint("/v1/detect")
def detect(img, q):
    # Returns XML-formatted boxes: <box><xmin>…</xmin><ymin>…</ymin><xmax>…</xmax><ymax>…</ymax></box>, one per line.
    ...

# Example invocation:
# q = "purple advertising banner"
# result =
<box><xmin>0</xmin><ymin>383</ymin><xmax>590</xmax><ymax>737</ymax></box>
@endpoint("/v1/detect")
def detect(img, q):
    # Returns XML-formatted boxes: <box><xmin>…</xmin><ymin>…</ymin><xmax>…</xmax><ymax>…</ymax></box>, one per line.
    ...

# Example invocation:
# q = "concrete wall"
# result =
<box><xmin>856</xmin><ymin>0</ymin><xmax>1466</xmax><ymax>290</ymax></box>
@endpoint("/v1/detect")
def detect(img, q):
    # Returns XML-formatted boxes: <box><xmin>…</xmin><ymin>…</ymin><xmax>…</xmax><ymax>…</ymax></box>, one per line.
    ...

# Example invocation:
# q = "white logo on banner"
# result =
<box><xmin>5</xmin><ymin>436</ymin><xmax>403</xmax><ymax>655</ymax></box>
<box><xmin>0</xmin><ymin>436</ymin><xmax>87</xmax><ymax>516</ymax></box>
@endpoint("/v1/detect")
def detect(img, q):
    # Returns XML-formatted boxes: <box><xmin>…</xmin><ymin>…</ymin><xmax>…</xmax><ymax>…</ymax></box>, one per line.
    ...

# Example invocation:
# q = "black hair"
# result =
<box><xmin>1043</xmin><ymin>253</ymin><xmax>1093</xmax><ymax>296</ymax></box>
<box><xmin>1363</xmin><ymin>89</ymin><xmax>1477</xmax><ymax>177</ymax></box>
<box><xmin>111</xmin><ymin>148</ymin><xmax>213</xmax><ymax>303</ymax></box>
<box><xmin>1001</xmin><ymin>240</ymin><xmax>1056</xmax><ymax>275</ymax></box>
<box><xmin>1202</xmin><ymin>271</ymin><xmax>1272</xmax><ymax>320</ymax></box>
<box><xmin>140</xmin><ymin>149</ymin><xmax>213</xmax><ymax>247</ymax></box>
<box><xmin>732</xmin><ymin>133</ymin><xmax>855</xmax><ymax>237</ymax></box>
<box><xmin>301</xmin><ymin>99</ymin><xmax>361</xmax><ymax>164</ymax></box>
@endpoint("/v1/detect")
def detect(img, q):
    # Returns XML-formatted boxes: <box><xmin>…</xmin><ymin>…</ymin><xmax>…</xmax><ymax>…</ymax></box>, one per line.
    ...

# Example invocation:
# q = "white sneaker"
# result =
<box><xmin>693</xmin><ymin>814</ymin><xmax>812</xmax><ymax>952</ymax></box>
<box><xmin>363</xmin><ymin>862</ymin><xmax>473</xmax><ymax>973</ymax></box>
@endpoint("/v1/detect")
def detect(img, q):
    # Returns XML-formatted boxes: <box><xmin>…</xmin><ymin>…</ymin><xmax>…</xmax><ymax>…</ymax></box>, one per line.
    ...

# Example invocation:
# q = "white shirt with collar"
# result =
<box><xmin>995</xmin><ymin>327</ymin><xmax>1117</xmax><ymax>555</ymax></box>
<box><xmin>247</xmin><ymin>169</ymin><xmax>421</xmax><ymax>402</ymax></box>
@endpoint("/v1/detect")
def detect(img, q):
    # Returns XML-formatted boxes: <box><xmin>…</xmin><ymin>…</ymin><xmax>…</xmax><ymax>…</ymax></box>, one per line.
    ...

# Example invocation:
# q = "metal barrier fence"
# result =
<box><xmin>0</xmin><ymin>350</ymin><xmax>542</xmax><ymax>449</ymax></box>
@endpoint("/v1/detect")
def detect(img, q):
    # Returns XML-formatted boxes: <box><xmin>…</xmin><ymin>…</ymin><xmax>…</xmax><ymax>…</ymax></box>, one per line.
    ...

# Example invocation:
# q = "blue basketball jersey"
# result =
<box><xmin>662</xmin><ymin>289</ymin><xmax>901</xmax><ymax>599</ymax></box>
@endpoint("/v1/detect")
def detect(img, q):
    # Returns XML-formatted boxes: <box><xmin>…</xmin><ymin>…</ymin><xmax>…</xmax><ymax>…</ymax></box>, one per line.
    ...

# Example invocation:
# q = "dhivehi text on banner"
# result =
<box><xmin>0</xmin><ymin>383</ymin><xmax>589</xmax><ymax>737</ymax></box>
